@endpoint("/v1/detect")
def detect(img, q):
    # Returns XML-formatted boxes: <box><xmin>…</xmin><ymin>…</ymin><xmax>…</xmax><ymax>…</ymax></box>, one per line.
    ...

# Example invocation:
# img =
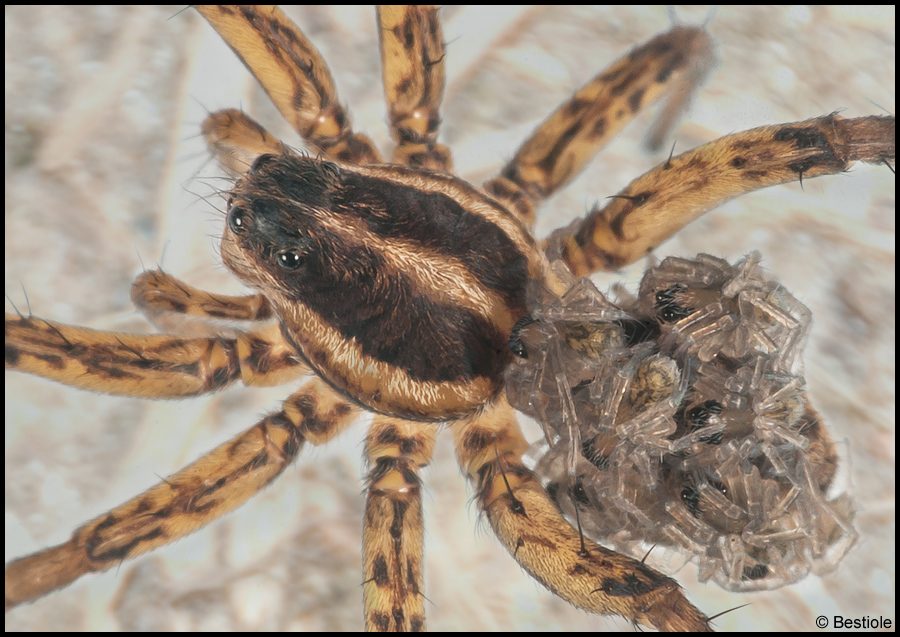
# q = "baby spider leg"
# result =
<box><xmin>6</xmin><ymin>6</ymin><xmax>895</xmax><ymax>632</ymax></box>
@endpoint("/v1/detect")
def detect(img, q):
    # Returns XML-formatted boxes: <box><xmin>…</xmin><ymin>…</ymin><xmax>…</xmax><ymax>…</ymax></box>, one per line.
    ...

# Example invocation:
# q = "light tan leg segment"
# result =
<box><xmin>546</xmin><ymin>113</ymin><xmax>895</xmax><ymax>275</ymax></box>
<box><xmin>195</xmin><ymin>5</ymin><xmax>381</xmax><ymax>165</ymax></box>
<box><xmin>484</xmin><ymin>26</ymin><xmax>715</xmax><ymax>226</ymax></box>
<box><xmin>377</xmin><ymin>5</ymin><xmax>453</xmax><ymax>172</ymax></box>
<box><xmin>4</xmin><ymin>311</ymin><xmax>305</xmax><ymax>397</ymax></box>
<box><xmin>452</xmin><ymin>399</ymin><xmax>711</xmax><ymax>631</ymax></box>
<box><xmin>131</xmin><ymin>269</ymin><xmax>273</xmax><ymax>328</ymax></box>
<box><xmin>363</xmin><ymin>416</ymin><xmax>436</xmax><ymax>631</ymax></box>
<box><xmin>202</xmin><ymin>108</ymin><xmax>292</xmax><ymax>175</ymax></box>
<box><xmin>5</xmin><ymin>378</ymin><xmax>359</xmax><ymax>612</ymax></box>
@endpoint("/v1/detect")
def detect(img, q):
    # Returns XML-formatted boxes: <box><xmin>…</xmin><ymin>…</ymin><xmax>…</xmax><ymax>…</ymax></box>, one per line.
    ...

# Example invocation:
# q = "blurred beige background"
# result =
<box><xmin>5</xmin><ymin>6</ymin><xmax>894</xmax><ymax>631</ymax></box>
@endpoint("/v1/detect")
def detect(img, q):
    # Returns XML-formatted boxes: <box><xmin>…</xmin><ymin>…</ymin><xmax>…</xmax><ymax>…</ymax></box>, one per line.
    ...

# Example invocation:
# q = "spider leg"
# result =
<box><xmin>202</xmin><ymin>108</ymin><xmax>292</xmax><ymax>175</ymax></box>
<box><xmin>484</xmin><ymin>25</ymin><xmax>716</xmax><ymax>226</ymax></box>
<box><xmin>451</xmin><ymin>398</ymin><xmax>711</xmax><ymax>632</ymax></box>
<box><xmin>4</xmin><ymin>378</ymin><xmax>358</xmax><ymax>612</ymax></box>
<box><xmin>4</xmin><ymin>311</ymin><xmax>305</xmax><ymax>397</ymax></box>
<box><xmin>545</xmin><ymin>113</ymin><xmax>896</xmax><ymax>275</ymax></box>
<box><xmin>132</xmin><ymin>269</ymin><xmax>273</xmax><ymax>335</ymax></box>
<box><xmin>377</xmin><ymin>5</ymin><xmax>453</xmax><ymax>172</ymax></box>
<box><xmin>196</xmin><ymin>5</ymin><xmax>381</xmax><ymax>165</ymax></box>
<box><xmin>362</xmin><ymin>415</ymin><xmax>436</xmax><ymax>631</ymax></box>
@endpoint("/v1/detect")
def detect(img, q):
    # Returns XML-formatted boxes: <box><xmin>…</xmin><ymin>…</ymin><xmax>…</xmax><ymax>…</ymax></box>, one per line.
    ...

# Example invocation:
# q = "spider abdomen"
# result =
<box><xmin>221</xmin><ymin>154</ymin><xmax>547</xmax><ymax>421</ymax></box>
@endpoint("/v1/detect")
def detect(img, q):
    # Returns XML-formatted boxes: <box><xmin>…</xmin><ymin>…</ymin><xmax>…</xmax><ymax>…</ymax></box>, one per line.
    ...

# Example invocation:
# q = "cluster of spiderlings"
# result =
<box><xmin>505</xmin><ymin>253</ymin><xmax>857</xmax><ymax>591</ymax></box>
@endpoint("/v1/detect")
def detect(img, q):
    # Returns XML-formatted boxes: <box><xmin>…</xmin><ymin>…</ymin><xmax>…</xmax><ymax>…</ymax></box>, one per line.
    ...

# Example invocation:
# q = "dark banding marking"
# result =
<box><xmin>399</xmin><ymin>14</ymin><xmax>416</xmax><ymax>49</ymax></box>
<box><xmin>406</xmin><ymin>559</ymin><xmax>420</xmax><ymax>593</ymax></box>
<box><xmin>655</xmin><ymin>52</ymin><xmax>685</xmax><ymax>83</ymax></box>
<box><xmin>287</xmin><ymin>392</ymin><xmax>349</xmax><ymax>438</ymax></box>
<box><xmin>369</xmin><ymin>612</ymin><xmax>391</xmax><ymax>631</ymax></box>
<box><xmin>628</xmin><ymin>87</ymin><xmax>646</xmax><ymax>114</ymax></box>
<box><xmin>530</xmin><ymin>121</ymin><xmax>583</xmax><ymax>193</ymax></box>
<box><xmin>610</xmin><ymin>66</ymin><xmax>644</xmax><ymax>97</ymax></box>
<box><xmin>460</xmin><ymin>427</ymin><xmax>498</xmax><ymax>455</ymax></box>
<box><xmin>409</xmin><ymin>616</ymin><xmax>425</xmax><ymax>632</ymax></box>
<box><xmin>773</xmin><ymin>125</ymin><xmax>831</xmax><ymax>151</ymax></box>
<box><xmin>91</xmin><ymin>527</ymin><xmax>166</xmax><ymax>564</ymax></box>
<box><xmin>395</xmin><ymin>76</ymin><xmax>413</xmax><ymax>101</ymax></box>
<box><xmin>599</xmin><ymin>572</ymin><xmax>656</xmax><ymax>597</ymax></box>
<box><xmin>605</xmin><ymin>191</ymin><xmax>652</xmax><ymax>240</ymax></box>
<box><xmin>371</xmin><ymin>554</ymin><xmax>390</xmax><ymax>586</ymax></box>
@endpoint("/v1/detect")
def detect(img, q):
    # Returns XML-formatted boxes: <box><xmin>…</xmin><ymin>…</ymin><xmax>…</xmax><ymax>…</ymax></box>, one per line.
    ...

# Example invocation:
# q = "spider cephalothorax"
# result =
<box><xmin>222</xmin><ymin>152</ymin><xmax>545</xmax><ymax>420</ymax></box>
<box><xmin>5</xmin><ymin>5</ymin><xmax>894</xmax><ymax>632</ymax></box>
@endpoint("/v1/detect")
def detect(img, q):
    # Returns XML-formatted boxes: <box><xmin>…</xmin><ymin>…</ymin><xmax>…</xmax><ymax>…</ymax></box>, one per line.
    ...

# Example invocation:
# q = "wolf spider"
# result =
<box><xmin>5</xmin><ymin>6</ymin><xmax>895</xmax><ymax>632</ymax></box>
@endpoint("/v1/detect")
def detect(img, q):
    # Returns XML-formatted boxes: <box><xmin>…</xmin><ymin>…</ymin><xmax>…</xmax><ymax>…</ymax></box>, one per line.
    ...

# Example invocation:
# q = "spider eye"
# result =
<box><xmin>276</xmin><ymin>249</ymin><xmax>303</xmax><ymax>270</ymax></box>
<box><xmin>227</xmin><ymin>207</ymin><xmax>252</xmax><ymax>235</ymax></box>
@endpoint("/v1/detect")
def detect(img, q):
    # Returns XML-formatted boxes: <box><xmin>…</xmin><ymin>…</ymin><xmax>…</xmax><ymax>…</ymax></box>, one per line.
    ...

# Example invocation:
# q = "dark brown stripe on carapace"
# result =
<box><xmin>236</xmin><ymin>156</ymin><xmax>531</xmax><ymax>306</ymax></box>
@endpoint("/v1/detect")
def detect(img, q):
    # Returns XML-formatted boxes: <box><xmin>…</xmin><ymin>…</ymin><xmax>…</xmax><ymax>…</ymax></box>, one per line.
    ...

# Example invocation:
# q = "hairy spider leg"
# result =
<box><xmin>196</xmin><ymin>5</ymin><xmax>382</xmax><ymax>165</ymax></box>
<box><xmin>363</xmin><ymin>416</ymin><xmax>437</xmax><ymax>631</ymax></box>
<box><xmin>4</xmin><ymin>311</ymin><xmax>306</xmax><ymax>398</ymax></box>
<box><xmin>4</xmin><ymin>377</ymin><xmax>359</xmax><ymax>611</ymax></box>
<box><xmin>484</xmin><ymin>25</ymin><xmax>717</xmax><ymax>226</ymax></box>
<box><xmin>131</xmin><ymin>269</ymin><xmax>273</xmax><ymax>331</ymax></box>
<box><xmin>202</xmin><ymin>108</ymin><xmax>293</xmax><ymax>176</ymax></box>
<box><xmin>546</xmin><ymin>114</ymin><xmax>896</xmax><ymax>275</ymax></box>
<box><xmin>377</xmin><ymin>5</ymin><xmax>453</xmax><ymax>172</ymax></box>
<box><xmin>451</xmin><ymin>397</ymin><xmax>711</xmax><ymax>631</ymax></box>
